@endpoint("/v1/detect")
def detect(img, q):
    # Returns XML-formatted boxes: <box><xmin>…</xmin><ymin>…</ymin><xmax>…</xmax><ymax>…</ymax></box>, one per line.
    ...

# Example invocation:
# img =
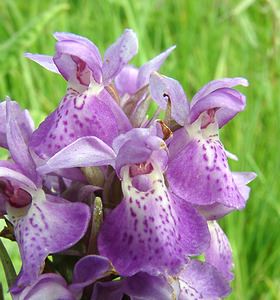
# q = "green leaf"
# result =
<box><xmin>0</xmin><ymin>238</ymin><xmax>16</xmax><ymax>288</ymax></box>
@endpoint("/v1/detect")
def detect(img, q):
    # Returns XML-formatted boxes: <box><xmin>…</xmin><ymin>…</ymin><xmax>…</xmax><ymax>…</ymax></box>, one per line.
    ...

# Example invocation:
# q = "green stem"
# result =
<box><xmin>0</xmin><ymin>238</ymin><xmax>16</xmax><ymax>288</ymax></box>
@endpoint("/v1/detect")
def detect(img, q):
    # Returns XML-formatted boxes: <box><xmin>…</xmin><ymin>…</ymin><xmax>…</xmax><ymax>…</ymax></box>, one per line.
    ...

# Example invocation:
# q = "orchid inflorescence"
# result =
<box><xmin>0</xmin><ymin>29</ymin><xmax>255</xmax><ymax>300</ymax></box>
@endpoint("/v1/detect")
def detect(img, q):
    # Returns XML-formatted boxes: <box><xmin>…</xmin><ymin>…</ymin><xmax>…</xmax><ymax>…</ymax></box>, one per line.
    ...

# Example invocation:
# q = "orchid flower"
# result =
<box><xmin>38</xmin><ymin>127</ymin><xmax>210</xmax><ymax>277</ymax></box>
<box><xmin>25</xmin><ymin>30</ymin><xmax>138</xmax><ymax>158</ymax></box>
<box><xmin>149</xmin><ymin>73</ymin><xmax>256</xmax><ymax>218</ymax></box>
<box><xmin>0</xmin><ymin>100</ymin><xmax>90</xmax><ymax>292</ymax></box>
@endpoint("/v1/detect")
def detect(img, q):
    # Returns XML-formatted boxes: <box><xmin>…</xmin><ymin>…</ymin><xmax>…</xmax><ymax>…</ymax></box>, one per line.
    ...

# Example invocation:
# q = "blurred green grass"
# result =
<box><xmin>0</xmin><ymin>0</ymin><xmax>279</xmax><ymax>299</ymax></box>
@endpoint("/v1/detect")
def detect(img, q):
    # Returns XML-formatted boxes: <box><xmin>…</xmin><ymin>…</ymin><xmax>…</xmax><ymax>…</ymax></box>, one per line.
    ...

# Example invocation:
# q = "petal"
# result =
<box><xmin>191</xmin><ymin>77</ymin><xmax>248</xmax><ymax>106</ymax></box>
<box><xmin>37</xmin><ymin>136</ymin><xmax>116</xmax><ymax>175</ymax></box>
<box><xmin>54</xmin><ymin>37</ymin><xmax>102</xmax><ymax>84</ymax></box>
<box><xmin>115</xmin><ymin>65</ymin><xmax>139</xmax><ymax>96</ymax></box>
<box><xmin>113</xmin><ymin>129</ymin><xmax>168</xmax><ymax>176</ymax></box>
<box><xmin>190</xmin><ymin>78</ymin><xmax>248</xmax><ymax>128</ymax></box>
<box><xmin>29</xmin><ymin>89</ymin><xmax>121</xmax><ymax>158</ymax></box>
<box><xmin>150</xmin><ymin>72</ymin><xmax>189</xmax><ymax>126</ymax></box>
<box><xmin>102</xmin><ymin>29</ymin><xmax>138</xmax><ymax>84</ymax></box>
<box><xmin>232</xmin><ymin>171</ymin><xmax>256</xmax><ymax>201</ymax></box>
<box><xmin>123</xmin><ymin>272</ymin><xmax>174</xmax><ymax>300</ymax></box>
<box><xmin>167</xmin><ymin>137</ymin><xmax>246</xmax><ymax>209</ymax></box>
<box><xmin>0</xmin><ymin>100</ymin><xmax>34</xmax><ymax>149</ymax></box>
<box><xmin>196</xmin><ymin>203</ymin><xmax>234</xmax><ymax>220</ymax></box>
<box><xmin>98</xmin><ymin>165</ymin><xmax>209</xmax><ymax>276</ymax></box>
<box><xmin>205</xmin><ymin>221</ymin><xmax>233</xmax><ymax>281</ymax></box>
<box><xmin>54</xmin><ymin>32</ymin><xmax>102</xmax><ymax>67</ymax></box>
<box><xmin>179</xmin><ymin>260</ymin><xmax>231</xmax><ymax>300</ymax></box>
<box><xmin>69</xmin><ymin>255</ymin><xmax>113</xmax><ymax>298</ymax></box>
<box><xmin>137</xmin><ymin>46</ymin><xmax>176</xmax><ymax>88</ymax></box>
<box><xmin>10</xmin><ymin>192</ymin><xmax>90</xmax><ymax>292</ymax></box>
<box><xmin>24</xmin><ymin>53</ymin><xmax>60</xmax><ymax>74</ymax></box>
<box><xmin>6</xmin><ymin>101</ymin><xmax>38</xmax><ymax>184</ymax></box>
<box><xmin>13</xmin><ymin>273</ymin><xmax>74</xmax><ymax>300</ymax></box>
<box><xmin>0</xmin><ymin>167</ymin><xmax>36</xmax><ymax>190</ymax></box>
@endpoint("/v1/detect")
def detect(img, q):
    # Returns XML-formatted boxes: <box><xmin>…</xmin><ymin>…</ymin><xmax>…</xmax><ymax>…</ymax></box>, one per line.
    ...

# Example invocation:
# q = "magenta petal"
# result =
<box><xmin>190</xmin><ymin>88</ymin><xmax>246</xmax><ymax>128</ymax></box>
<box><xmin>137</xmin><ymin>46</ymin><xmax>176</xmax><ymax>88</ymax></box>
<box><xmin>6</xmin><ymin>101</ymin><xmax>38</xmax><ymax>184</ymax></box>
<box><xmin>0</xmin><ymin>100</ymin><xmax>34</xmax><ymax>149</ymax></box>
<box><xmin>37</xmin><ymin>136</ymin><xmax>116</xmax><ymax>175</ymax></box>
<box><xmin>98</xmin><ymin>166</ymin><xmax>209</xmax><ymax>276</ymax></box>
<box><xmin>11</xmin><ymin>192</ymin><xmax>90</xmax><ymax>292</ymax></box>
<box><xmin>167</xmin><ymin>138</ymin><xmax>245</xmax><ymax>209</ymax></box>
<box><xmin>205</xmin><ymin>221</ymin><xmax>233</xmax><ymax>281</ymax></box>
<box><xmin>191</xmin><ymin>77</ymin><xmax>248</xmax><ymax>106</ymax></box>
<box><xmin>179</xmin><ymin>260</ymin><xmax>231</xmax><ymax>300</ymax></box>
<box><xmin>54</xmin><ymin>32</ymin><xmax>102</xmax><ymax>67</ymax></box>
<box><xmin>150</xmin><ymin>72</ymin><xmax>189</xmax><ymax>126</ymax></box>
<box><xmin>115</xmin><ymin>65</ymin><xmax>139</xmax><ymax>96</ymax></box>
<box><xmin>24</xmin><ymin>53</ymin><xmax>59</xmax><ymax>74</ymax></box>
<box><xmin>29</xmin><ymin>89</ymin><xmax>120</xmax><ymax>158</ymax></box>
<box><xmin>113</xmin><ymin>128</ymin><xmax>168</xmax><ymax>176</ymax></box>
<box><xmin>196</xmin><ymin>203</ymin><xmax>235</xmax><ymax>220</ymax></box>
<box><xmin>54</xmin><ymin>40</ymin><xmax>102</xmax><ymax>85</ymax></box>
<box><xmin>12</xmin><ymin>273</ymin><xmax>74</xmax><ymax>300</ymax></box>
<box><xmin>0</xmin><ymin>167</ymin><xmax>36</xmax><ymax>190</ymax></box>
<box><xmin>232</xmin><ymin>171</ymin><xmax>256</xmax><ymax>201</ymax></box>
<box><xmin>190</xmin><ymin>77</ymin><xmax>248</xmax><ymax>128</ymax></box>
<box><xmin>102</xmin><ymin>29</ymin><xmax>138</xmax><ymax>84</ymax></box>
<box><xmin>69</xmin><ymin>255</ymin><xmax>112</xmax><ymax>298</ymax></box>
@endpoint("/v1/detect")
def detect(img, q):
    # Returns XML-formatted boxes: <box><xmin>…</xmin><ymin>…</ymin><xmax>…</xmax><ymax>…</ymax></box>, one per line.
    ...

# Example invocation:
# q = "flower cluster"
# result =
<box><xmin>0</xmin><ymin>29</ymin><xmax>255</xmax><ymax>300</ymax></box>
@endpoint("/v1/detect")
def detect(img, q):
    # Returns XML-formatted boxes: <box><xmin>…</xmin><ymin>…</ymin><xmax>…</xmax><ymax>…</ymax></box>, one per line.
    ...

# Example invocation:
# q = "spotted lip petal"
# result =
<box><xmin>205</xmin><ymin>221</ymin><xmax>233</xmax><ymax>281</ymax></box>
<box><xmin>102</xmin><ymin>29</ymin><xmax>138</xmax><ymax>84</ymax></box>
<box><xmin>178</xmin><ymin>260</ymin><xmax>231</xmax><ymax>300</ymax></box>
<box><xmin>98</xmin><ymin>165</ymin><xmax>209</xmax><ymax>276</ymax></box>
<box><xmin>167</xmin><ymin>137</ymin><xmax>246</xmax><ymax>209</ymax></box>
<box><xmin>10</xmin><ymin>192</ymin><xmax>90</xmax><ymax>293</ymax></box>
<box><xmin>29</xmin><ymin>89</ymin><xmax>121</xmax><ymax>159</ymax></box>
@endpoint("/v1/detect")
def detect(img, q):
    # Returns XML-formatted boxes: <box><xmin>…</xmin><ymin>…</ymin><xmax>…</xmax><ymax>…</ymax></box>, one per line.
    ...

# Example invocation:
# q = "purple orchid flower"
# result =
<box><xmin>0</xmin><ymin>100</ymin><xmax>90</xmax><ymax>292</ymax></box>
<box><xmin>13</xmin><ymin>255</ymin><xmax>112</xmax><ymax>300</ymax></box>
<box><xmin>25</xmin><ymin>30</ymin><xmax>138</xmax><ymax>158</ymax></box>
<box><xmin>37</xmin><ymin>127</ymin><xmax>210</xmax><ymax>277</ymax></box>
<box><xmin>149</xmin><ymin>73</ymin><xmax>256</xmax><ymax>218</ymax></box>
<box><xmin>92</xmin><ymin>259</ymin><xmax>231</xmax><ymax>300</ymax></box>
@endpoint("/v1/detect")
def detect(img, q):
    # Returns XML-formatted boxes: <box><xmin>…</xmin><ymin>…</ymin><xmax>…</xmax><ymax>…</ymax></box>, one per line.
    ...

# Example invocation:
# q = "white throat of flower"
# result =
<box><xmin>185</xmin><ymin>113</ymin><xmax>219</xmax><ymax>141</ymax></box>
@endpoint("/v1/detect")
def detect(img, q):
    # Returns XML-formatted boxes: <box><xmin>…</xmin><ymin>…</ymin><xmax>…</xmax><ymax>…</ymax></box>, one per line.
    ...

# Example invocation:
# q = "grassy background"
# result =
<box><xmin>0</xmin><ymin>0</ymin><xmax>279</xmax><ymax>299</ymax></box>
